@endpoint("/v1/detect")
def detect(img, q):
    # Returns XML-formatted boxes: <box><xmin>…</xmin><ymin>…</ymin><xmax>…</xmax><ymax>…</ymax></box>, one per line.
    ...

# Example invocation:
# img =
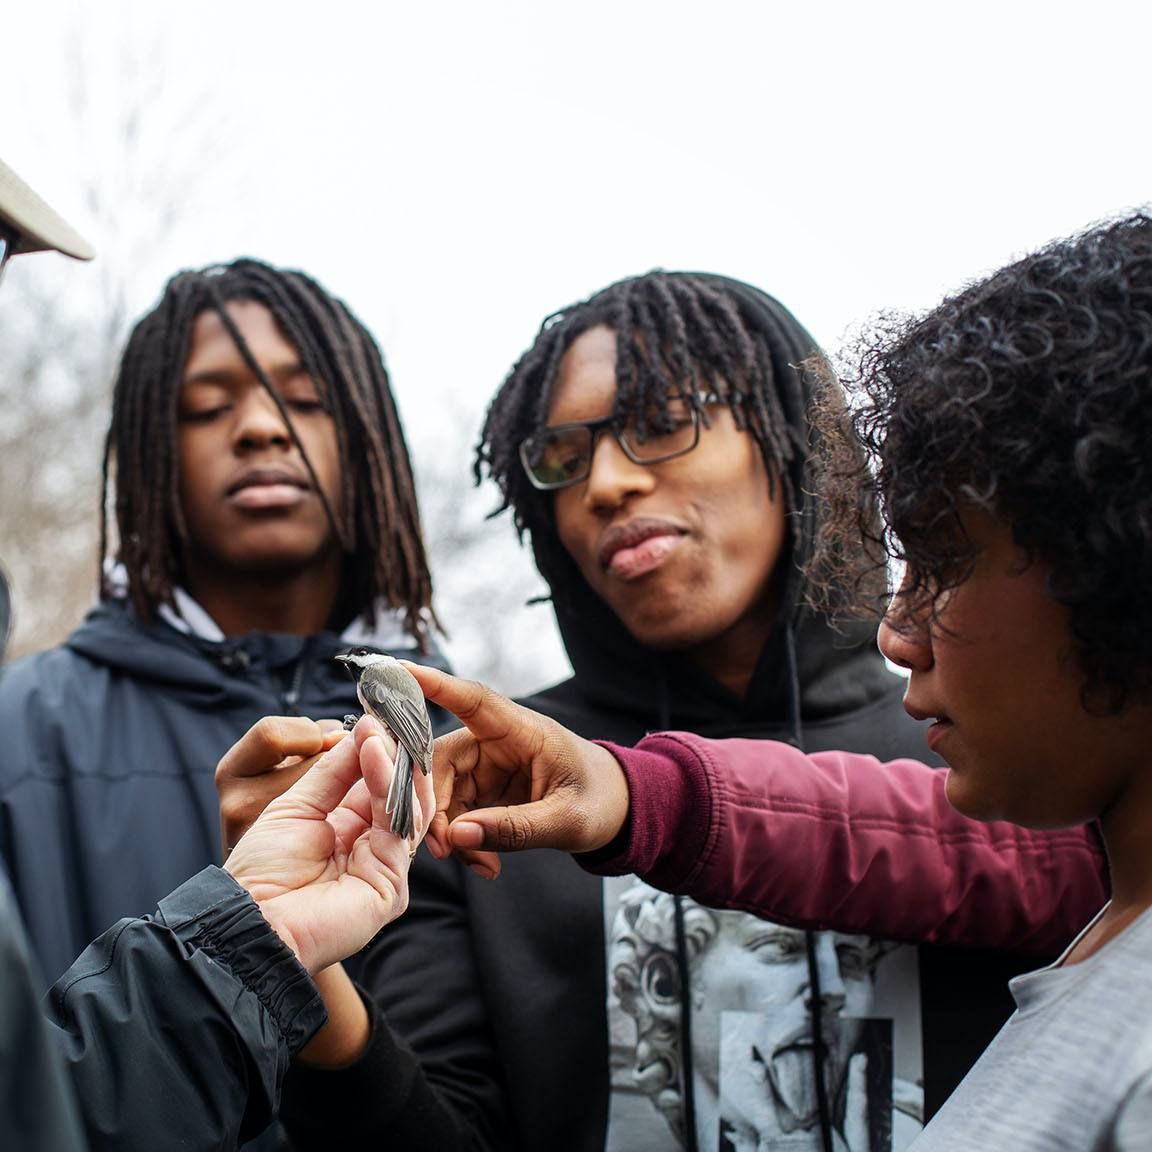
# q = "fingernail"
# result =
<box><xmin>450</xmin><ymin>821</ymin><xmax>485</xmax><ymax>850</ymax></box>
<box><xmin>469</xmin><ymin>863</ymin><xmax>496</xmax><ymax>881</ymax></box>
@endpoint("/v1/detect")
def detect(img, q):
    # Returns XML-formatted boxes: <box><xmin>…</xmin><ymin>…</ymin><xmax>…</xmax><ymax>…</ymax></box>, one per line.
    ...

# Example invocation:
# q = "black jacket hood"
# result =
<box><xmin>62</xmin><ymin>597</ymin><xmax>450</xmax><ymax>712</ymax></box>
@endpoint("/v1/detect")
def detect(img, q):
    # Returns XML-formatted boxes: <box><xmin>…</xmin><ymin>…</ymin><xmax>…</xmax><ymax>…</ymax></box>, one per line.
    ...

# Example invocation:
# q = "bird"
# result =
<box><xmin>334</xmin><ymin>649</ymin><xmax>434</xmax><ymax>840</ymax></box>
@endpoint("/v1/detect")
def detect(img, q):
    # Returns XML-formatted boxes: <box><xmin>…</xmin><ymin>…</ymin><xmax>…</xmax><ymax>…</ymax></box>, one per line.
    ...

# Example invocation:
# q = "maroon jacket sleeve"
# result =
<box><xmin>579</xmin><ymin>732</ymin><xmax>1108</xmax><ymax>957</ymax></box>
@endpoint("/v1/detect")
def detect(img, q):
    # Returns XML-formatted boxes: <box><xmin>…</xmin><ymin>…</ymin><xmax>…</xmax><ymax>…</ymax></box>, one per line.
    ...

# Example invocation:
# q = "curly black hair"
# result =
<box><xmin>477</xmin><ymin>271</ymin><xmax>820</xmax><ymax>592</ymax></box>
<box><xmin>817</xmin><ymin>212</ymin><xmax>1152</xmax><ymax>709</ymax></box>
<box><xmin>101</xmin><ymin>257</ymin><xmax>435</xmax><ymax>646</ymax></box>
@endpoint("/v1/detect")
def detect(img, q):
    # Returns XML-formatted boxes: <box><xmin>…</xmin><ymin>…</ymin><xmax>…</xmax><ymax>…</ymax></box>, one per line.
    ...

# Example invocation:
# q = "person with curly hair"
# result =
<box><xmin>229</xmin><ymin>271</ymin><xmax>1105</xmax><ymax>1152</ymax></box>
<box><xmin>417</xmin><ymin>211</ymin><xmax>1152</xmax><ymax>1149</ymax></box>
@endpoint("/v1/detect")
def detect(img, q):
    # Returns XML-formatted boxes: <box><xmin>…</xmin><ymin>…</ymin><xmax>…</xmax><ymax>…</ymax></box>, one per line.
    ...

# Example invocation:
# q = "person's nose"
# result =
<box><xmin>583</xmin><ymin>430</ymin><xmax>656</xmax><ymax>514</ymax></box>
<box><xmin>804</xmin><ymin>934</ymin><xmax>847</xmax><ymax>1015</ymax></box>
<box><xmin>234</xmin><ymin>386</ymin><xmax>291</xmax><ymax>453</ymax></box>
<box><xmin>878</xmin><ymin>572</ymin><xmax>934</xmax><ymax>674</ymax></box>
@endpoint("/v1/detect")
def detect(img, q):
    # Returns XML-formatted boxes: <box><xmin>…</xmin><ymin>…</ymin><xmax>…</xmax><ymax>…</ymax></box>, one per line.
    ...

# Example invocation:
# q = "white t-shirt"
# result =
<box><xmin>912</xmin><ymin>902</ymin><xmax>1152</xmax><ymax>1151</ymax></box>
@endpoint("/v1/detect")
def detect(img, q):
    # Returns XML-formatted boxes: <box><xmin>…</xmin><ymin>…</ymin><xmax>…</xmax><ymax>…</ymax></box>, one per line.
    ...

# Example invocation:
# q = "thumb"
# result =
<box><xmin>268</xmin><ymin>736</ymin><xmax>361</xmax><ymax>820</ymax></box>
<box><xmin>447</xmin><ymin>790</ymin><xmax>591</xmax><ymax>855</ymax></box>
<box><xmin>448</xmin><ymin>740</ymin><xmax>629</xmax><ymax>857</ymax></box>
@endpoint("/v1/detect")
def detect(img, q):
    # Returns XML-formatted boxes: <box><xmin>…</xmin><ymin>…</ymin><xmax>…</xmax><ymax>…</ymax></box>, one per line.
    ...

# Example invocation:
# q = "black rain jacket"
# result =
<box><xmin>1</xmin><ymin>863</ymin><xmax>327</xmax><ymax>1152</ymax></box>
<box><xmin>0</xmin><ymin>597</ymin><xmax>451</xmax><ymax>988</ymax></box>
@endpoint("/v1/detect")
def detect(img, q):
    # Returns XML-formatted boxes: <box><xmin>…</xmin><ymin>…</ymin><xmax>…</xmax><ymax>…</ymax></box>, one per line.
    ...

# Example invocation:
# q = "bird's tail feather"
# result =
<box><xmin>387</xmin><ymin>743</ymin><xmax>415</xmax><ymax>839</ymax></box>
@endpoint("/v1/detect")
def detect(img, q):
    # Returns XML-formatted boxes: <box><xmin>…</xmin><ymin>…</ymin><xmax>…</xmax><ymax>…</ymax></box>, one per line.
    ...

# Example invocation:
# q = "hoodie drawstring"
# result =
<box><xmin>673</xmin><ymin>896</ymin><xmax>700</xmax><ymax>1152</ymax></box>
<box><xmin>658</xmin><ymin>668</ymin><xmax>702</xmax><ymax>1152</ymax></box>
<box><xmin>785</xmin><ymin>627</ymin><xmax>835</xmax><ymax>1152</ymax></box>
<box><xmin>805</xmin><ymin>936</ymin><xmax>837</xmax><ymax>1152</ymax></box>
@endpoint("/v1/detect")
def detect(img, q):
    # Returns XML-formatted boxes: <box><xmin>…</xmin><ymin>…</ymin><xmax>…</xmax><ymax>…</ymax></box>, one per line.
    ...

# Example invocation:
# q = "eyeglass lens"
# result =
<box><xmin>523</xmin><ymin>397</ymin><xmax>701</xmax><ymax>489</ymax></box>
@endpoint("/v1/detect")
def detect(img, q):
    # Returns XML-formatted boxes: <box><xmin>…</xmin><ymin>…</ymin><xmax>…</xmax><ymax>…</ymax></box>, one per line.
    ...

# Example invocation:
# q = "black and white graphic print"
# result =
<box><xmin>604</xmin><ymin>878</ymin><xmax>924</xmax><ymax>1152</ymax></box>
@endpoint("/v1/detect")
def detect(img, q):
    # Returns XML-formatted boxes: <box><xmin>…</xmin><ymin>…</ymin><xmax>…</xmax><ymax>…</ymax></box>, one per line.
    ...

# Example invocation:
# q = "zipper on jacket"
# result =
<box><xmin>280</xmin><ymin>658</ymin><xmax>306</xmax><ymax>715</ymax></box>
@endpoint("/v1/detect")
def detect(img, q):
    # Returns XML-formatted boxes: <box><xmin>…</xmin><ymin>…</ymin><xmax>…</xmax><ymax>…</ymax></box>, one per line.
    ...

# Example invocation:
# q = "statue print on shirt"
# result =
<box><xmin>603</xmin><ymin>877</ymin><xmax>926</xmax><ymax>1152</ymax></box>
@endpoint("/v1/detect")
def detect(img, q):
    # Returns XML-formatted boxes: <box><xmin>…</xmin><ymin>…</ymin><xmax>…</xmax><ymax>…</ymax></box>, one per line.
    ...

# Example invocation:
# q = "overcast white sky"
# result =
<box><xmin>4</xmin><ymin>0</ymin><xmax>1150</xmax><ymax>687</ymax></box>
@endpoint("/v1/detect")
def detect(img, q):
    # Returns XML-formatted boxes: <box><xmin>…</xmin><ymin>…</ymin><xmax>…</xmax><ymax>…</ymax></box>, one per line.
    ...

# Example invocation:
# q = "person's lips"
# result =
<box><xmin>924</xmin><ymin>717</ymin><xmax>954</xmax><ymax>755</ymax></box>
<box><xmin>225</xmin><ymin>467</ymin><xmax>311</xmax><ymax>510</ymax></box>
<box><xmin>904</xmin><ymin>697</ymin><xmax>953</xmax><ymax>754</ymax></box>
<box><xmin>596</xmin><ymin>518</ymin><xmax>687</xmax><ymax>581</ymax></box>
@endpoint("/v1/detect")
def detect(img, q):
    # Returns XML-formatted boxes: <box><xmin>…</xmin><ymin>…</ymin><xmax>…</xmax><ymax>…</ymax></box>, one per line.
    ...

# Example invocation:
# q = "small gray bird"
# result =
<box><xmin>335</xmin><ymin>649</ymin><xmax>434</xmax><ymax>840</ymax></box>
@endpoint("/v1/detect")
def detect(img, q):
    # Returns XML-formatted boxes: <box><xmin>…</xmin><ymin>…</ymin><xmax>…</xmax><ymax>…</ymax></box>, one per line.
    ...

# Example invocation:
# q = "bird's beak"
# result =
<box><xmin>334</xmin><ymin>653</ymin><xmax>353</xmax><ymax>668</ymax></box>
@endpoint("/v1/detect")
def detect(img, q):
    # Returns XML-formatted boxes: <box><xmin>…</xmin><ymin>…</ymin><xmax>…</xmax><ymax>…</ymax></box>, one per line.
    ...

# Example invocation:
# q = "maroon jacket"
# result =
<box><xmin>584</xmin><ymin>733</ymin><xmax>1108</xmax><ymax>957</ymax></box>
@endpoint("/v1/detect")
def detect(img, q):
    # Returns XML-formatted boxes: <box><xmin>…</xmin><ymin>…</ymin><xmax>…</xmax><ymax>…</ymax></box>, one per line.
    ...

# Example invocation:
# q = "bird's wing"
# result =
<box><xmin>362</xmin><ymin>678</ymin><xmax>434</xmax><ymax>773</ymax></box>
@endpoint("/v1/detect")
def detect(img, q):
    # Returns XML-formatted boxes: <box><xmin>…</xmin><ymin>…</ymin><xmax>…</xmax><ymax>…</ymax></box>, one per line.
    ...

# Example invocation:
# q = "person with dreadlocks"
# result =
<box><xmin>226</xmin><ymin>272</ymin><xmax>1102</xmax><ymax>1152</ymax></box>
<box><xmin>0</xmin><ymin>257</ymin><xmax>453</xmax><ymax>1086</ymax></box>
<box><xmin>448</xmin><ymin>276</ymin><xmax>950</xmax><ymax>1150</ymax></box>
<box><xmin>409</xmin><ymin>212</ymin><xmax>1152</xmax><ymax>1150</ymax></box>
<box><xmin>0</xmin><ymin>156</ymin><xmax>437</xmax><ymax>1152</ymax></box>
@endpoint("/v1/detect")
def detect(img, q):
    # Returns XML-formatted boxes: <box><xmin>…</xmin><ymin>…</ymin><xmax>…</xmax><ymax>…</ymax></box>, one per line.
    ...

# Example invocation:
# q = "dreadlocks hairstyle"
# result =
<box><xmin>816</xmin><ymin>211</ymin><xmax>1152</xmax><ymax>711</ymax></box>
<box><xmin>100</xmin><ymin>257</ymin><xmax>435</xmax><ymax>647</ymax></box>
<box><xmin>478</xmin><ymin>271</ymin><xmax>820</xmax><ymax>575</ymax></box>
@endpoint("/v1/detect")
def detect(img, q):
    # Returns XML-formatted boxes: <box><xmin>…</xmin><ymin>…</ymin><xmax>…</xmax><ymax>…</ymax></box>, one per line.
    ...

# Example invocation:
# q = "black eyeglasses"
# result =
<box><xmin>519</xmin><ymin>392</ymin><xmax>721</xmax><ymax>491</ymax></box>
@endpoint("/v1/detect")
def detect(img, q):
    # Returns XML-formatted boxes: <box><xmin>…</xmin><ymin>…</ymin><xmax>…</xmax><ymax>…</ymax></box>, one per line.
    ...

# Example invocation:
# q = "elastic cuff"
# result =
<box><xmin>158</xmin><ymin>866</ymin><xmax>327</xmax><ymax>1051</ymax></box>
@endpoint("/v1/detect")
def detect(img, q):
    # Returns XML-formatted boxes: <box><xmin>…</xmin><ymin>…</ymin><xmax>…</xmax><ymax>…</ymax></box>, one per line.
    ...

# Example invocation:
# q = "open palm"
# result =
<box><xmin>224</xmin><ymin>715</ymin><xmax>434</xmax><ymax>973</ymax></box>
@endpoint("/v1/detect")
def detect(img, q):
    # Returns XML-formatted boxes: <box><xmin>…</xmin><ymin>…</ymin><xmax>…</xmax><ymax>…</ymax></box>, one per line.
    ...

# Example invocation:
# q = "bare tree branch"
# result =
<box><xmin>414</xmin><ymin>406</ymin><xmax>569</xmax><ymax>696</ymax></box>
<box><xmin>0</xmin><ymin>17</ymin><xmax>237</xmax><ymax>658</ymax></box>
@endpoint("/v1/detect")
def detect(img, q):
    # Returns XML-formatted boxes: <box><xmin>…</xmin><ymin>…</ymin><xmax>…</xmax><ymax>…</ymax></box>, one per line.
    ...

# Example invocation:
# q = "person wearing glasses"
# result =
<box><xmin>226</xmin><ymin>272</ymin><xmax>1104</xmax><ymax>1152</ymax></box>
<box><xmin>413</xmin><ymin>214</ymin><xmax>1152</xmax><ymax>1150</ymax></box>
<box><xmin>0</xmin><ymin>157</ymin><xmax>433</xmax><ymax>1152</ymax></box>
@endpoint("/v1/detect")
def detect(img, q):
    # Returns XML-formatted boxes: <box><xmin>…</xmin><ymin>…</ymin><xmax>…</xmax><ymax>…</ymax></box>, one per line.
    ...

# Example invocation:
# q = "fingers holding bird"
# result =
<box><xmin>353</xmin><ymin>714</ymin><xmax>435</xmax><ymax>857</ymax></box>
<box><xmin>216</xmin><ymin>715</ymin><xmax>349</xmax><ymax>857</ymax></box>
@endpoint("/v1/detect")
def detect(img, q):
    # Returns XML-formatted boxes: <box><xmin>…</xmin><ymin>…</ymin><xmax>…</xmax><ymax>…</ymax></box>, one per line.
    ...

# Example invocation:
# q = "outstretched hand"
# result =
<box><xmin>402</xmin><ymin>664</ymin><xmax>630</xmax><ymax>878</ymax></box>
<box><xmin>223</xmin><ymin>714</ymin><xmax>434</xmax><ymax>973</ymax></box>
